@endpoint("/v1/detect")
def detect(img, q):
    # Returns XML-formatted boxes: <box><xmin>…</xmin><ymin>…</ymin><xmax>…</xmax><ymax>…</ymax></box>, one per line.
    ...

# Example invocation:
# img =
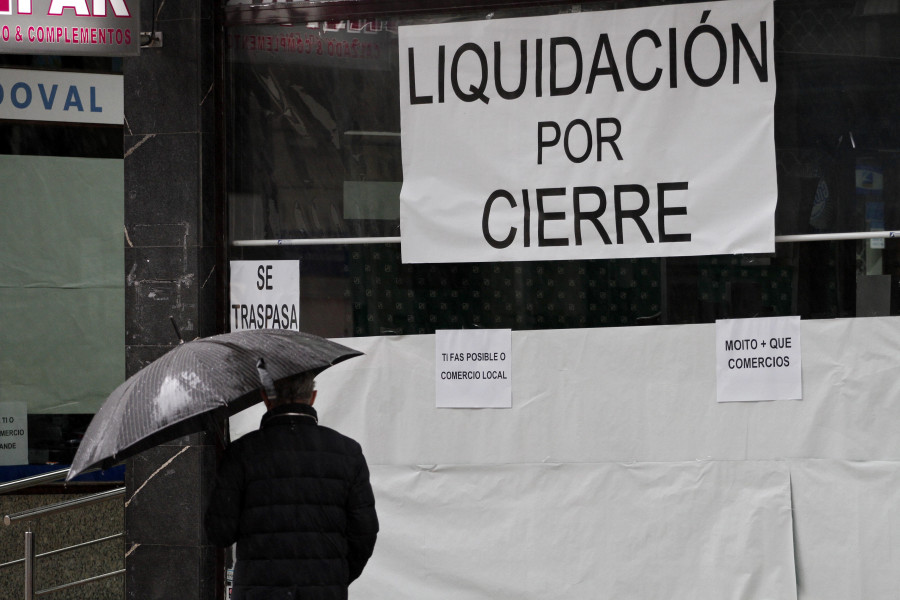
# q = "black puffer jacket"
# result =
<box><xmin>205</xmin><ymin>402</ymin><xmax>379</xmax><ymax>600</ymax></box>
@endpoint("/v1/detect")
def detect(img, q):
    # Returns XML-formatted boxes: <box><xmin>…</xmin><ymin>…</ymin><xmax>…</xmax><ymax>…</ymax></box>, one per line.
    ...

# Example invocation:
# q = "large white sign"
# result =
<box><xmin>0</xmin><ymin>69</ymin><xmax>123</xmax><ymax>124</ymax></box>
<box><xmin>435</xmin><ymin>329</ymin><xmax>512</xmax><ymax>408</ymax></box>
<box><xmin>716</xmin><ymin>316</ymin><xmax>802</xmax><ymax>402</ymax></box>
<box><xmin>0</xmin><ymin>0</ymin><xmax>139</xmax><ymax>56</ymax></box>
<box><xmin>230</xmin><ymin>260</ymin><xmax>300</xmax><ymax>332</ymax></box>
<box><xmin>399</xmin><ymin>0</ymin><xmax>776</xmax><ymax>263</ymax></box>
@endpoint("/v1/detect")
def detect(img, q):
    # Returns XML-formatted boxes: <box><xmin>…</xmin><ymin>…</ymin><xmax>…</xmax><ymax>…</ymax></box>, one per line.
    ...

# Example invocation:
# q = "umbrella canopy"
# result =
<box><xmin>67</xmin><ymin>329</ymin><xmax>362</xmax><ymax>481</ymax></box>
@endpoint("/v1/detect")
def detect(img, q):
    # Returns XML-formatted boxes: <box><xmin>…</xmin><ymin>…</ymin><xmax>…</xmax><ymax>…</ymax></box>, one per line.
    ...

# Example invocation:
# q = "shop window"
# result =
<box><xmin>0</xmin><ymin>55</ymin><xmax>124</xmax><ymax>478</ymax></box>
<box><xmin>224</xmin><ymin>0</ymin><xmax>900</xmax><ymax>338</ymax></box>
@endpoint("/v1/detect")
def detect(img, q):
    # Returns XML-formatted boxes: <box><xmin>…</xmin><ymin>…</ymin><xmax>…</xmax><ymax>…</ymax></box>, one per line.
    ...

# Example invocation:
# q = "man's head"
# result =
<box><xmin>266</xmin><ymin>372</ymin><xmax>317</xmax><ymax>409</ymax></box>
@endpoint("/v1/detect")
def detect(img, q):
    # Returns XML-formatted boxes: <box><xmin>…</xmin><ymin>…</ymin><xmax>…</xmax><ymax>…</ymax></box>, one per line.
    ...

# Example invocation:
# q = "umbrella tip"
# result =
<box><xmin>169</xmin><ymin>316</ymin><xmax>185</xmax><ymax>344</ymax></box>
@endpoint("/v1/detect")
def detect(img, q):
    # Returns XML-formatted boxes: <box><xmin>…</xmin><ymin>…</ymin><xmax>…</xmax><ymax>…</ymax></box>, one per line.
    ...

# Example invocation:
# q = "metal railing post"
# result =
<box><xmin>24</xmin><ymin>527</ymin><xmax>35</xmax><ymax>600</ymax></box>
<box><xmin>0</xmin><ymin>480</ymin><xmax>125</xmax><ymax>600</ymax></box>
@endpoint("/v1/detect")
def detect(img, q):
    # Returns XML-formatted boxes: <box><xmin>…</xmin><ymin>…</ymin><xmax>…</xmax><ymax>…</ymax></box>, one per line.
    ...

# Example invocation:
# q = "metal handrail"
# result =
<box><xmin>0</xmin><ymin>465</ymin><xmax>112</xmax><ymax>495</ymax></box>
<box><xmin>0</xmin><ymin>468</ymin><xmax>72</xmax><ymax>494</ymax></box>
<box><xmin>3</xmin><ymin>487</ymin><xmax>125</xmax><ymax>526</ymax></box>
<box><xmin>0</xmin><ymin>467</ymin><xmax>126</xmax><ymax>600</ymax></box>
<box><xmin>0</xmin><ymin>533</ymin><xmax>125</xmax><ymax>569</ymax></box>
<box><xmin>33</xmin><ymin>568</ymin><xmax>126</xmax><ymax>598</ymax></box>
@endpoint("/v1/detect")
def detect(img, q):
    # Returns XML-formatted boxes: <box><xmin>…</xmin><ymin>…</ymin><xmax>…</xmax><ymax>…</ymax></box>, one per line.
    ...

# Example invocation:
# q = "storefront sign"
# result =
<box><xmin>0</xmin><ymin>402</ymin><xmax>28</xmax><ymax>466</ymax></box>
<box><xmin>435</xmin><ymin>329</ymin><xmax>512</xmax><ymax>408</ymax></box>
<box><xmin>716</xmin><ymin>316</ymin><xmax>802</xmax><ymax>402</ymax></box>
<box><xmin>230</xmin><ymin>260</ymin><xmax>300</xmax><ymax>332</ymax></box>
<box><xmin>0</xmin><ymin>0</ymin><xmax>139</xmax><ymax>56</ymax></box>
<box><xmin>0</xmin><ymin>68</ymin><xmax>122</xmax><ymax>124</ymax></box>
<box><xmin>229</xmin><ymin>20</ymin><xmax>394</xmax><ymax>71</ymax></box>
<box><xmin>399</xmin><ymin>0</ymin><xmax>776</xmax><ymax>263</ymax></box>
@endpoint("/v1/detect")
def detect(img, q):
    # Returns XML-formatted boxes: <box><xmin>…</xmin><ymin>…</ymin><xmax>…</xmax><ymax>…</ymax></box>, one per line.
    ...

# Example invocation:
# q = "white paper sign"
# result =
<box><xmin>716</xmin><ymin>316</ymin><xmax>802</xmax><ymax>402</ymax></box>
<box><xmin>229</xmin><ymin>260</ymin><xmax>300</xmax><ymax>331</ymax></box>
<box><xmin>399</xmin><ymin>0</ymin><xmax>776</xmax><ymax>263</ymax></box>
<box><xmin>0</xmin><ymin>402</ymin><xmax>28</xmax><ymax>466</ymax></box>
<box><xmin>435</xmin><ymin>329</ymin><xmax>512</xmax><ymax>408</ymax></box>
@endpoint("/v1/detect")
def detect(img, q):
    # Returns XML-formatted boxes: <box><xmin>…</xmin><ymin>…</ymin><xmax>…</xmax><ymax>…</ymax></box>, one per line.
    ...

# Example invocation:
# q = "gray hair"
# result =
<box><xmin>273</xmin><ymin>372</ymin><xmax>316</xmax><ymax>405</ymax></box>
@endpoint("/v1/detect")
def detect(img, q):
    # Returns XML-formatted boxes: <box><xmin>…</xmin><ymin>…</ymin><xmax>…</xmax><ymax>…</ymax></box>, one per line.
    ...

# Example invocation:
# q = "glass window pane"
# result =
<box><xmin>0</xmin><ymin>55</ymin><xmax>124</xmax><ymax>473</ymax></box>
<box><xmin>225</xmin><ymin>1</ymin><xmax>900</xmax><ymax>337</ymax></box>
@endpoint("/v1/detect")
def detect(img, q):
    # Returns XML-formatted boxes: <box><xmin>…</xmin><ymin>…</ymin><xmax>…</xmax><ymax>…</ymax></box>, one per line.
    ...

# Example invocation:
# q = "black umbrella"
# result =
<box><xmin>66</xmin><ymin>329</ymin><xmax>362</xmax><ymax>481</ymax></box>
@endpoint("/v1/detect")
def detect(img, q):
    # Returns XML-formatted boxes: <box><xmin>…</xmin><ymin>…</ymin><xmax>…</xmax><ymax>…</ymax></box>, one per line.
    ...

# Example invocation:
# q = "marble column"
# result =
<box><xmin>122</xmin><ymin>0</ymin><xmax>220</xmax><ymax>598</ymax></box>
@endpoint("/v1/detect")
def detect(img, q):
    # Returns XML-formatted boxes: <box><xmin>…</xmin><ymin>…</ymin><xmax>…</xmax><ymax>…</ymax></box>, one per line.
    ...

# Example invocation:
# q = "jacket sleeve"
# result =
<box><xmin>346</xmin><ymin>452</ymin><xmax>379</xmax><ymax>583</ymax></box>
<box><xmin>204</xmin><ymin>444</ymin><xmax>245</xmax><ymax>547</ymax></box>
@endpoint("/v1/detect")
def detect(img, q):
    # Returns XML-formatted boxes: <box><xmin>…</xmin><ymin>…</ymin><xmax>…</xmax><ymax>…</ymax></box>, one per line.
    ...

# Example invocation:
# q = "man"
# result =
<box><xmin>205</xmin><ymin>372</ymin><xmax>378</xmax><ymax>600</ymax></box>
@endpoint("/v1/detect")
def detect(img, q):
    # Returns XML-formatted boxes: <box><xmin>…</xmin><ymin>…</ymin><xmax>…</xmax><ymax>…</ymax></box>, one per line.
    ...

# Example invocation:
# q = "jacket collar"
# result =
<box><xmin>260</xmin><ymin>402</ymin><xmax>318</xmax><ymax>429</ymax></box>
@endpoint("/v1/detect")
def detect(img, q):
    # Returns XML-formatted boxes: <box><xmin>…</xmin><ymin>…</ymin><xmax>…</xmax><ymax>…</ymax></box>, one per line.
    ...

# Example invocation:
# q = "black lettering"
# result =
<box><xmin>407</xmin><ymin>48</ymin><xmax>433</xmax><ymax>104</ymax></box>
<box><xmin>438</xmin><ymin>45</ymin><xmax>446</xmax><ymax>102</ymax></box>
<box><xmin>522</xmin><ymin>189</ymin><xmax>531</xmax><ymax>248</ymax></box>
<box><xmin>614</xmin><ymin>185</ymin><xmax>654</xmax><ymax>244</ymax></box>
<box><xmin>494</xmin><ymin>40</ymin><xmax>527</xmax><ymax>100</ymax></box>
<box><xmin>626</xmin><ymin>29</ymin><xmax>662</xmax><ymax>91</ymax></box>
<box><xmin>451</xmin><ymin>43</ymin><xmax>490</xmax><ymax>104</ymax></box>
<box><xmin>537</xmin><ymin>121</ymin><xmax>561</xmax><ymax>165</ymax></box>
<box><xmin>564</xmin><ymin>119</ymin><xmax>592</xmax><ymax>163</ymax></box>
<box><xmin>573</xmin><ymin>186</ymin><xmax>612</xmax><ymax>245</ymax></box>
<box><xmin>596</xmin><ymin>118</ymin><xmax>623</xmax><ymax>161</ymax></box>
<box><xmin>685</xmin><ymin>11</ymin><xmax>727</xmax><ymax>87</ymax></box>
<box><xmin>732</xmin><ymin>21</ymin><xmax>768</xmax><ymax>83</ymax></box>
<box><xmin>550</xmin><ymin>36</ymin><xmax>582</xmax><ymax>96</ymax></box>
<box><xmin>657</xmin><ymin>182</ymin><xmax>691</xmax><ymax>243</ymax></box>
<box><xmin>668</xmin><ymin>28</ymin><xmax>678</xmax><ymax>88</ymax></box>
<box><xmin>537</xmin><ymin>188</ymin><xmax>568</xmax><ymax>247</ymax></box>
<box><xmin>483</xmin><ymin>190</ymin><xmax>517</xmax><ymax>249</ymax></box>
<box><xmin>586</xmin><ymin>34</ymin><xmax>624</xmax><ymax>93</ymax></box>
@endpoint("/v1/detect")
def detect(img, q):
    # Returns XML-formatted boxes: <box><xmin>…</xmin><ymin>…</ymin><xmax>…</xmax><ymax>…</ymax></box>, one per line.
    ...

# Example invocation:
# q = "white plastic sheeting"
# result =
<box><xmin>790</xmin><ymin>460</ymin><xmax>900</xmax><ymax>599</ymax></box>
<box><xmin>363</xmin><ymin>462</ymin><xmax>794</xmax><ymax>600</ymax></box>
<box><xmin>230</xmin><ymin>317</ymin><xmax>900</xmax><ymax>598</ymax></box>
